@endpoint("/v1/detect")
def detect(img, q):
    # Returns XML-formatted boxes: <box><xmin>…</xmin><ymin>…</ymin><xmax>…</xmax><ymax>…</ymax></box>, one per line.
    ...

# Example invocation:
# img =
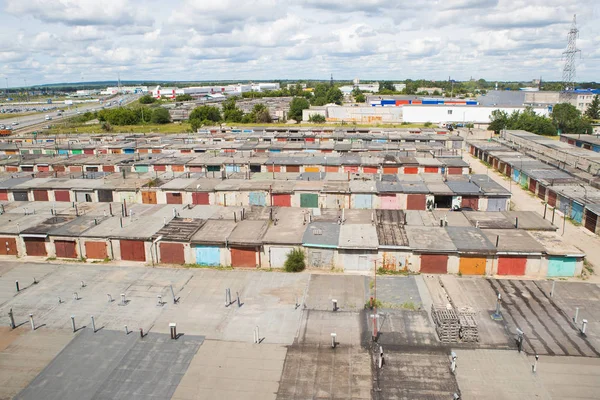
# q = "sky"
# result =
<box><xmin>0</xmin><ymin>0</ymin><xmax>598</xmax><ymax>86</ymax></box>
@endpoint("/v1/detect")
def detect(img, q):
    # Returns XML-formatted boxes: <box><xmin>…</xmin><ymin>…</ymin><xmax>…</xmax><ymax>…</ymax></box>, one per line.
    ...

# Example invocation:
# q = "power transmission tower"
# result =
<box><xmin>562</xmin><ymin>14</ymin><xmax>580</xmax><ymax>91</ymax></box>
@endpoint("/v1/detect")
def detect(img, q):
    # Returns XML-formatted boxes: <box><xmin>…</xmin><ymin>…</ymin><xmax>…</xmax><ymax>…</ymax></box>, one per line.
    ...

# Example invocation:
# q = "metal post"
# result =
<box><xmin>581</xmin><ymin>319</ymin><xmax>588</xmax><ymax>335</ymax></box>
<box><xmin>532</xmin><ymin>354</ymin><xmax>538</xmax><ymax>373</ymax></box>
<box><xmin>550</xmin><ymin>281</ymin><xmax>556</xmax><ymax>297</ymax></box>
<box><xmin>544</xmin><ymin>204</ymin><xmax>547</xmax><ymax>219</ymax></box>
<box><xmin>9</xmin><ymin>309</ymin><xmax>15</xmax><ymax>329</ymax></box>
<box><xmin>552</xmin><ymin>207</ymin><xmax>556</xmax><ymax>224</ymax></box>
<box><xmin>378</xmin><ymin>345</ymin><xmax>384</xmax><ymax>369</ymax></box>
<box><xmin>15</xmin><ymin>280</ymin><xmax>19</xmax><ymax>292</ymax></box>
<box><xmin>157</xmin><ymin>295</ymin><xmax>162</xmax><ymax>306</ymax></box>
<box><xmin>29</xmin><ymin>313</ymin><xmax>35</xmax><ymax>331</ymax></box>
<box><xmin>91</xmin><ymin>316</ymin><xmax>96</xmax><ymax>333</ymax></box>
<box><xmin>81</xmin><ymin>280</ymin><xmax>85</xmax><ymax>288</ymax></box>
<box><xmin>125</xmin><ymin>325</ymin><xmax>129</xmax><ymax>334</ymax></box>
<box><xmin>71</xmin><ymin>315</ymin><xmax>76</xmax><ymax>332</ymax></box>
<box><xmin>450</xmin><ymin>351</ymin><xmax>457</xmax><ymax>373</ymax></box>
<box><xmin>121</xmin><ymin>293</ymin><xmax>126</xmax><ymax>305</ymax></box>
<box><xmin>331</xmin><ymin>333</ymin><xmax>337</xmax><ymax>348</ymax></box>
<box><xmin>516</xmin><ymin>328</ymin><xmax>524</xmax><ymax>353</ymax></box>
<box><xmin>140</xmin><ymin>328</ymin><xmax>144</xmax><ymax>338</ymax></box>
<box><xmin>170</xmin><ymin>323</ymin><xmax>177</xmax><ymax>339</ymax></box>
<box><xmin>58</xmin><ymin>297</ymin><xmax>62</xmax><ymax>304</ymax></box>
<box><xmin>107</xmin><ymin>294</ymin><xmax>113</xmax><ymax>302</ymax></box>
<box><xmin>332</xmin><ymin>299</ymin><xmax>337</xmax><ymax>312</ymax></box>
<box><xmin>170</xmin><ymin>285</ymin><xmax>177</xmax><ymax>304</ymax></box>
<box><xmin>73</xmin><ymin>292</ymin><xmax>78</xmax><ymax>300</ymax></box>
<box><xmin>237</xmin><ymin>291</ymin><xmax>241</xmax><ymax>307</ymax></box>
<box><xmin>573</xmin><ymin>307</ymin><xmax>579</xmax><ymax>324</ymax></box>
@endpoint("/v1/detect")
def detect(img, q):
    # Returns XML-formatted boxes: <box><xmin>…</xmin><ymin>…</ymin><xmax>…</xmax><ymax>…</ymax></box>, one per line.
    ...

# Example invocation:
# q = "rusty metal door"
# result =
<box><xmin>231</xmin><ymin>247</ymin><xmax>256</xmax><ymax>268</ymax></box>
<box><xmin>55</xmin><ymin>240</ymin><xmax>77</xmax><ymax>258</ymax></box>
<box><xmin>160</xmin><ymin>242</ymin><xmax>185</xmax><ymax>264</ymax></box>
<box><xmin>0</xmin><ymin>237</ymin><xmax>17</xmax><ymax>255</ymax></box>
<box><xmin>85</xmin><ymin>241</ymin><xmax>108</xmax><ymax>259</ymax></box>
<box><xmin>120</xmin><ymin>240</ymin><xmax>146</xmax><ymax>261</ymax></box>
<box><xmin>24</xmin><ymin>238</ymin><xmax>47</xmax><ymax>256</ymax></box>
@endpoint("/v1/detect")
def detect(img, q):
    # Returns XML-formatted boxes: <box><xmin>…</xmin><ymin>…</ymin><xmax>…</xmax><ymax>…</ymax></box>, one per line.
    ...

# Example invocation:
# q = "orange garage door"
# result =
<box><xmin>497</xmin><ymin>256</ymin><xmax>526</xmax><ymax>276</ymax></box>
<box><xmin>420</xmin><ymin>254</ymin><xmax>448</xmax><ymax>274</ymax></box>
<box><xmin>459</xmin><ymin>256</ymin><xmax>486</xmax><ymax>275</ymax></box>
<box><xmin>85</xmin><ymin>241</ymin><xmax>108</xmax><ymax>260</ymax></box>
<box><xmin>231</xmin><ymin>247</ymin><xmax>257</xmax><ymax>268</ymax></box>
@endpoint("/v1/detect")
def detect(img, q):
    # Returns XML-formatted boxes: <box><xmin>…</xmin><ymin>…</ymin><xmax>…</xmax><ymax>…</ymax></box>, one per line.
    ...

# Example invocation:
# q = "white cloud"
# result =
<box><xmin>0</xmin><ymin>0</ymin><xmax>599</xmax><ymax>84</ymax></box>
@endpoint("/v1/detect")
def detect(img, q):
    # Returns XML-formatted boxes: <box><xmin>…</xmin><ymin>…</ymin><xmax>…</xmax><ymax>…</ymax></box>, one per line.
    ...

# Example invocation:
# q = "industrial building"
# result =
<box><xmin>150</xmin><ymin>83</ymin><xmax>280</xmax><ymax>99</ymax></box>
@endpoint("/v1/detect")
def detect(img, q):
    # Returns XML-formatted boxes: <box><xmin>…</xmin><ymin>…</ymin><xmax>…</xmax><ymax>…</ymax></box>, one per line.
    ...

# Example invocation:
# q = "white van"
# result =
<box><xmin>45</xmin><ymin>115</ymin><xmax>52</xmax><ymax>120</ymax></box>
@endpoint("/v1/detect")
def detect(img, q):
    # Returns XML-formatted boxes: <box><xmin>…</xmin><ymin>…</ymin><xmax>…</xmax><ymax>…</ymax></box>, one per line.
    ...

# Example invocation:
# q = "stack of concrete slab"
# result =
<box><xmin>431</xmin><ymin>305</ymin><xmax>460</xmax><ymax>343</ymax></box>
<box><xmin>458</xmin><ymin>313</ymin><xmax>479</xmax><ymax>342</ymax></box>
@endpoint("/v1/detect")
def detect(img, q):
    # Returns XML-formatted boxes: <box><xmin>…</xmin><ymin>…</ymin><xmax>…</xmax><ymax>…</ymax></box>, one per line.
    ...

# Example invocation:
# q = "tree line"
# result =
<box><xmin>188</xmin><ymin>97</ymin><xmax>273</xmax><ymax>131</ymax></box>
<box><xmin>488</xmin><ymin>100</ymin><xmax>597</xmax><ymax>136</ymax></box>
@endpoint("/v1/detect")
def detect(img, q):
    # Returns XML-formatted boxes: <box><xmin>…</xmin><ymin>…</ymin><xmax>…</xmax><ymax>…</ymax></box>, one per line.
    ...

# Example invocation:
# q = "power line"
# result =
<box><xmin>562</xmin><ymin>14</ymin><xmax>581</xmax><ymax>91</ymax></box>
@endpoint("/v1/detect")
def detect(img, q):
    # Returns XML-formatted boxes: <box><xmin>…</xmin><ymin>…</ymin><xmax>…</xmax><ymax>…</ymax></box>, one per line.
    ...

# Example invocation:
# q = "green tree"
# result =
<box><xmin>552</xmin><ymin>103</ymin><xmax>592</xmax><ymax>134</ymax></box>
<box><xmin>189</xmin><ymin>105</ymin><xmax>221</xmax><ymax>130</ymax></box>
<box><xmin>284</xmin><ymin>248</ymin><xmax>305</xmax><ymax>272</ymax></box>
<box><xmin>288</xmin><ymin>97</ymin><xmax>310</xmax><ymax>121</ymax></box>
<box><xmin>175</xmin><ymin>94</ymin><xmax>193</xmax><ymax>101</ymax></box>
<box><xmin>326</xmin><ymin>87</ymin><xmax>343</xmax><ymax>105</ymax></box>
<box><xmin>222</xmin><ymin>97</ymin><xmax>244</xmax><ymax>122</ymax></box>
<box><xmin>488</xmin><ymin>110</ymin><xmax>509</xmax><ymax>133</ymax></box>
<box><xmin>309</xmin><ymin>114</ymin><xmax>326</xmax><ymax>123</ymax></box>
<box><xmin>251</xmin><ymin>104</ymin><xmax>272</xmax><ymax>123</ymax></box>
<box><xmin>379</xmin><ymin>81</ymin><xmax>395</xmax><ymax>91</ymax></box>
<box><xmin>585</xmin><ymin>95</ymin><xmax>600</xmax><ymax>120</ymax></box>
<box><xmin>139</xmin><ymin>94</ymin><xmax>156</xmax><ymax>104</ymax></box>
<box><xmin>151</xmin><ymin>107</ymin><xmax>171</xmax><ymax>124</ymax></box>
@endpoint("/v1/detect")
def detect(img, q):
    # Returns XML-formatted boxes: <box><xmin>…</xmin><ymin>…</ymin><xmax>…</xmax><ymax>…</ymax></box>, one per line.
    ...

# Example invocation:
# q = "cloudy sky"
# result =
<box><xmin>1</xmin><ymin>0</ymin><xmax>598</xmax><ymax>86</ymax></box>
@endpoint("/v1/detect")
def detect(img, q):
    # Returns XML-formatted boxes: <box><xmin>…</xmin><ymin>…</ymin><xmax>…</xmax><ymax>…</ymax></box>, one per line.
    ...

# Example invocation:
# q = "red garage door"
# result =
<box><xmin>33</xmin><ymin>190</ymin><xmax>49</xmax><ymax>201</ymax></box>
<box><xmin>0</xmin><ymin>237</ymin><xmax>17</xmax><ymax>255</ymax></box>
<box><xmin>404</xmin><ymin>167</ymin><xmax>418</xmax><ymax>174</ymax></box>
<box><xmin>0</xmin><ymin>189</ymin><xmax>7</xmax><ymax>201</ymax></box>
<box><xmin>272</xmin><ymin>194</ymin><xmax>291</xmax><ymax>207</ymax></box>
<box><xmin>166</xmin><ymin>192</ymin><xmax>183</xmax><ymax>204</ymax></box>
<box><xmin>497</xmin><ymin>256</ymin><xmax>526</xmax><ymax>276</ymax></box>
<box><xmin>424</xmin><ymin>167</ymin><xmax>438</xmax><ymax>173</ymax></box>
<box><xmin>85</xmin><ymin>241</ymin><xmax>108</xmax><ymax>259</ymax></box>
<box><xmin>55</xmin><ymin>240</ymin><xmax>77</xmax><ymax>258</ymax></box>
<box><xmin>103</xmin><ymin>165</ymin><xmax>115</xmax><ymax>172</ymax></box>
<box><xmin>55</xmin><ymin>190</ymin><xmax>70</xmax><ymax>202</ymax></box>
<box><xmin>120</xmin><ymin>240</ymin><xmax>146</xmax><ymax>261</ymax></box>
<box><xmin>25</xmin><ymin>238</ymin><xmax>47</xmax><ymax>256</ymax></box>
<box><xmin>547</xmin><ymin>190</ymin><xmax>557</xmax><ymax>207</ymax></box>
<box><xmin>192</xmin><ymin>192</ymin><xmax>210</xmax><ymax>205</ymax></box>
<box><xmin>383</xmin><ymin>166</ymin><xmax>398</xmax><ymax>174</ymax></box>
<box><xmin>420</xmin><ymin>254</ymin><xmax>448</xmax><ymax>274</ymax></box>
<box><xmin>286</xmin><ymin>165</ymin><xmax>300</xmax><ymax>173</ymax></box>
<box><xmin>462</xmin><ymin>196</ymin><xmax>479</xmax><ymax>210</ymax></box>
<box><xmin>160</xmin><ymin>242</ymin><xmax>185</xmax><ymax>264</ymax></box>
<box><xmin>448</xmin><ymin>167</ymin><xmax>462</xmax><ymax>175</ymax></box>
<box><xmin>529</xmin><ymin>179</ymin><xmax>537</xmax><ymax>193</ymax></box>
<box><xmin>363</xmin><ymin>166</ymin><xmax>378</xmax><ymax>174</ymax></box>
<box><xmin>407</xmin><ymin>194</ymin><xmax>426</xmax><ymax>210</ymax></box>
<box><xmin>537</xmin><ymin>185</ymin><xmax>546</xmax><ymax>200</ymax></box>
<box><xmin>231</xmin><ymin>247</ymin><xmax>257</xmax><ymax>268</ymax></box>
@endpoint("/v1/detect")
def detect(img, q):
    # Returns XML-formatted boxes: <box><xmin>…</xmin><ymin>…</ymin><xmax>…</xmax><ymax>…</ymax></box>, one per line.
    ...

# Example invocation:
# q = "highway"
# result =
<box><xmin>1</xmin><ymin>94</ymin><xmax>139</xmax><ymax>134</ymax></box>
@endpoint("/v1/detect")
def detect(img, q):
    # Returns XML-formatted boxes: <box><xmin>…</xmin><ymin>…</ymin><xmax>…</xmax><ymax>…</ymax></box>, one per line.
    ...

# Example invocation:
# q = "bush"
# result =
<box><xmin>284</xmin><ymin>248</ymin><xmax>305</xmax><ymax>272</ymax></box>
<box><xmin>424</xmin><ymin>121</ymin><xmax>432</xmax><ymax>127</ymax></box>
<box><xmin>309</xmin><ymin>114</ymin><xmax>326</xmax><ymax>123</ymax></box>
<box><xmin>139</xmin><ymin>94</ymin><xmax>157</xmax><ymax>104</ymax></box>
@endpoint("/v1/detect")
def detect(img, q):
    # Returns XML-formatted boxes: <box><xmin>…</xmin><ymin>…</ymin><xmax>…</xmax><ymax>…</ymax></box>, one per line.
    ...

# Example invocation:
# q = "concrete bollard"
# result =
<box><xmin>170</xmin><ymin>323</ymin><xmax>177</xmax><ymax>339</ymax></box>
<box><xmin>8</xmin><ymin>309</ymin><xmax>15</xmax><ymax>329</ymax></box>
<box><xmin>331</xmin><ymin>333</ymin><xmax>337</xmax><ymax>348</ymax></box>
<box><xmin>581</xmin><ymin>319</ymin><xmax>588</xmax><ymax>335</ymax></box>
<box><xmin>71</xmin><ymin>315</ymin><xmax>76</xmax><ymax>332</ymax></box>
<box><xmin>107</xmin><ymin>294</ymin><xmax>113</xmax><ymax>302</ymax></box>
<box><xmin>15</xmin><ymin>280</ymin><xmax>19</xmax><ymax>292</ymax></box>
<box><xmin>532</xmin><ymin>354</ymin><xmax>539</xmax><ymax>373</ymax></box>
<box><xmin>29</xmin><ymin>313</ymin><xmax>35</xmax><ymax>331</ymax></box>
<box><xmin>121</xmin><ymin>293</ymin><xmax>126</xmax><ymax>305</ymax></box>
<box><xmin>550</xmin><ymin>280</ymin><xmax>556</xmax><ymax>297</ymax></box>
<box><xmin>573</xmin><ymin>307</ymin><xmax>579</xmax><ymax>324</ymax></box>
<box><xmin>73</xmin><ymin>292</ymin><xmax>79</xmax><ymax>300</ymax></box>
<box><xmin>91</xmin><ymin>316</ymin><xmax>96</xmax><ymax>333</ymax></box>
<box><xmin>124</xmin><ymin>325</ymin><xmax>129</xmax><ymax>335</ymax></box>
<box><xmin>332</xmin><ymin>299</ymin><xmax>338</xmax><ymax>312</ymax></box>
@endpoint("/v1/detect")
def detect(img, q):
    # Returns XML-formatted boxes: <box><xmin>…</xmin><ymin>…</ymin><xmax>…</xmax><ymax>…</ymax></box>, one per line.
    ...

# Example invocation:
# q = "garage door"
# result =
<box><xmin>98</xmin><ymin>190</ymin><xmax>113</xmax><ymax>203</ymax></box>
<box><xmin>160</xmin><ymin>242</ymin><xmax>185</xmax><ymax>264</ymax></box>
<box><xmin>547</xmin><ymin>190</ymin><xmax>557</xmax><ymax>207</ymax></box>
<box><xmin>420</xmin><ymin>254</ymin><xmax>448</xmax><ymax>274</ymax></box>
<box><xmin>192</xmin><ymin>192</ymin><xmax>210</xmax><ymax>205</ymax></box>
<box><xmin>120</xmin><ymin>240</ymin><xmax>146</xmax><ymax>262</ymax></box>
<box><xmin>462</xmin><ymin>196</ymin><xmax>479</xmax><ymax>210</ymax></box>
<box><xmin>85</xmin><ymin>241</ymin><xmax>108</xmax><ymax>260</ymax></box>
<box><xmin>537</xmin><ymin>185</ymin><xmax>546</xmax><ymax>201</ymax></box>
<box><xmin>404</xmin><ymin>167</ymin><xmax>418</xmax><ymax>174</ymax></box>
<box><xmin>269</xmin><ymin>247</ymin><xmax>294</xmax><ymax>269</ymax></box>
<box><xmin>407</xmin><ymin>194</ymin><xmax>426</xmax><ymax>210</ymax></box>
<box><xmin>547</xmin><ymin>256</ymin><xmax>576</xmax><ymax>277</ymax></box>
<box><xmin>0</xmin><ymin>237</ymin><xmax>17</xmax><ymax>255</ymax></box>
<box><xmin>380</xmin><ymin>194</ymin><xmax>398</xmax><ymax>209</ymax></box>
<box><xmin>308</xmin><ymin>248</ymin><xmax>335</xmax><ymax>268</ymax></box>
<box><xmin>585</xmin><ymin>209</ymin><xmax>598</xmax><ymax>233</ymax></box>
<box><xmin>497</xmin><ymin>256</ymin><xmax>526</xmax><ymax>276</ymax></box>
<box><xmin>231</xmin><ymin>247</ymin><xmax>256</xmax><ymax>268</ymax></box>
<box><xmin>487</xmin><ymin>198</ymin><xmax>507</xmax><ymax>211</ymax></box>
<box><xmin>363</xmin><ymin>166</ymin><xmax>378</xmax><ymax>174</ymax></box>
<box><xmin>448</xmin><ymin>167</ymin><xmax>462</xmax><ymax>175</ymax></box>
<box><xmin>166</xmin><ymin>192</ymin><xmax>183</xmax><ymax>204</ymax></box>
<box><xmin>55</xmin><ymin>240</ymin><xmax>77</xmax><ymax>259</ymax></box>
<box><xmin>103</xmin><ymin>165</ymin><xmax>115</xmax><ymax>172</ymax></box>
<box><xmin>0</xmin><ymin>189</ymin><xmax>7</xmax><ymax>201</ymax></box>
<box><xmin>528</xmin><ymin>179</ymin><xmax>537</xmax><ymax>194</ymax></box>
<box><xmin>55</xmin><ymin>190</ymin><xmax>70</xmax><ymax>202</ymax></box>
<box><xmin>570</xmin><ymin>201</ymin><xmax>584</xmax><ymax>223</ymax></box>
<box><xmin>383</xmin><ymin>166</ymin><xmax>398</xmax><ymax>174</ymax></box>
<box><xmin>24</xmin><ymin>237</ymin><xmax>47</xmax><ymax>256</ymax></box>
<box><xmin>300</xmin><ymin>193</ymin><xmax>318</xmax><ymax>208</ymax></box>
<box><xmin>273</xmin><ymin>194</ymin><xmax>291</xmax><ymax>207</ymax></box>
<box><xmin>286</xmin><ymin>165</ymin><xmax>300</xmax><ymax>173</ymax></box>
<box><xmin>33</xmin><ymin>190</ymin><xmax>49</xmax><ymax>201</ymax></box>
<box><xmin>459</xmin><ymin>256</ymin><xmax>486</xmax><ymax>275</ymax></box>
<box><xmin>142</xmin><ymin>191</ymin><xmax>157</xmax><ymax>204</ymax></box>
<box><xmin>354</xmin><ymin>194</ymin><xmax>372</xmax><ymax>209</ymax></box>
<box><xmin>13</xmin><ymin>191</ymin><xmax>28</xmax><ymax>201</ymax></box>
<box><xmin>195</xmin><ymin>245</ymin><xmax>220</xmax><ymax>266</ymax></box>
<box><xmin>249</xmin><ymin>192</ymin><xmax>266</xmax><ymax>206</ymax></box>
<box><xmin>424</xmin><ymin>167</ymin><xmax>438</xmax><ymax>173</ymax></box>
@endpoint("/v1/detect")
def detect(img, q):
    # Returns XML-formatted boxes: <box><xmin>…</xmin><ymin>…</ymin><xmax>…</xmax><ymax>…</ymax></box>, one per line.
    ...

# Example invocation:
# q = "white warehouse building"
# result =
<box><xmin>402</xmin><ymin>105</ymin><xmax>551</xmax><ymax>127</ymax></box>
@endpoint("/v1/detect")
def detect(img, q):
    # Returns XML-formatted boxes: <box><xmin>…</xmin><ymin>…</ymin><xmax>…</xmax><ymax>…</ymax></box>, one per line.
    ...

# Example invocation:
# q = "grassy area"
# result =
<box><xmin>45</xmin><ymin>122</ymin><xmax>193</xmax><ymax>135</ymax></box>
<box><xmin>0</xmin><ymin>111</ymin><xmax>40</xmax><ymax>120</ymax></box>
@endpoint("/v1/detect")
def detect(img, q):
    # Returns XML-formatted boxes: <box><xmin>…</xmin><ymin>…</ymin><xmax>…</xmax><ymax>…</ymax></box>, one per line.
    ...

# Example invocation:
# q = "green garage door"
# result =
<box><xmin>300</xmin><ymin>193</ymin><xmax>318</xmax><ymax>208</ymax></box>
<box><xmin>547</xmin><ymin>256</ymin><xmax>577</xmax><ymax>277</ymax></box>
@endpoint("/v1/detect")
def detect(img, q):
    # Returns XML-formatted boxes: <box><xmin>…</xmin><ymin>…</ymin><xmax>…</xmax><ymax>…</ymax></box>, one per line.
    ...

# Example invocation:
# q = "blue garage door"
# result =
<box><xmin>558</xmin><ymin>195</ymin><xmax>569</xmax><ymax>215</ymax></box>
<box><xmin>225</xmin><ymin>165</ymin><xmax>240</xmax><ymax>173</ymax></box>
<box><xmin>547</xmin><ymin>256</ymin><xmax>577</xmax><ymax>277</ymax></box>
<box><xmin>249</xmin><ymin>192</ymin><xmax>266</xmax><ymax>206</ymax></box>
<box><xmin>512</xmin><ymin>169</ymin><xmax>520</xmax><ymax>182</ymax></box>
<box><xmin>354</xmin><ymin>194</ymin><xmax>372</xmax><ymax>209</ymax></box>
<box><xmin>570</xmin><ymin>201</ymin><xmax>584</xmax><ymax>223</ymax></box>
<box><xmin>195</xmin><ymin>246</ymin><xmax>220</xmax><ymax>266</ymax></box>
<box><xmin>519</xmin><ymin>173</ymin><xmax>528</xmax><ymax>187</ymax></box>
